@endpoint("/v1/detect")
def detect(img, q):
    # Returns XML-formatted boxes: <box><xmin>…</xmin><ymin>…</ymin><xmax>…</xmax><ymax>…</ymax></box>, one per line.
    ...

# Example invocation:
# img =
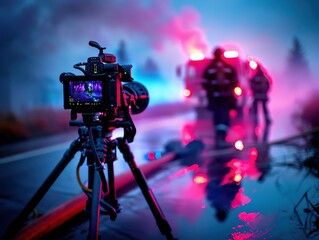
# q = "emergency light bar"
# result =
<box><xmin>249</xmin><ymin>60</ymin><xmax>258</xmax><ymax>70</ymax></box>
<box><xmin>189</xmin><ymin>53</ymin><xmax>205</xmax><ymax>61</ymax></box>
<box><xmin>224</xmin><ymin>50</ymin><xmax>239</xmax><ymax>58</ymax></box>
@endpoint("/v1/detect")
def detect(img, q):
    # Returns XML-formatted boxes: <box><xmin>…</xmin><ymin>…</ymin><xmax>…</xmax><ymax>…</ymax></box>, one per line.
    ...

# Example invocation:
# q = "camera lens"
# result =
<box><xmin>123</xmin><ymin>82</ymin><xmax>149</xmax><ymax>114</ymax></box>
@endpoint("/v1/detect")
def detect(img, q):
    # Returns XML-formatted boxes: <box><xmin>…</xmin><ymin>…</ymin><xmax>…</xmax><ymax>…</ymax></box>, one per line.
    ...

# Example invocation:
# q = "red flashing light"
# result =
<box><xmin>249</xmin><ymin>60</ymin><xmax>258</xmax><ymax>70</ymax></box>
<box><xmin>224</xmin><ymin>50</ymin><xmax>239</xmax><ymax>58</ymax></box>
<box><xmin>145</xmin><ymin>151</ymin><xmax>162</xmax><ymax>161</ymax></box>
<box><xmin>182</xmin><ymin>89</ymin><xmax>191</xmax><ymax>97</ymax></box>
<box><xmin>254</xmin><ymin>126</ymin><xmax>262</xmax><ymax>136</ymax></box>
<box><xmin>234</xmin><ymin>140</ymin><xmax>244</xmax><ymax>151</ymax></box>
<box><xmin>234</xmin><ymin>87</ymin><xmax>242</xmax><ymax>97</ymax></box>
<box><xmin>229</xmin><ymin>109</ymin><xmax>237</xmax><ymax>118</ymax></box>
<box><xmin>189</xmin><ymin>53</ymin><xmax>205</xmax><ymax>61</ymax></box>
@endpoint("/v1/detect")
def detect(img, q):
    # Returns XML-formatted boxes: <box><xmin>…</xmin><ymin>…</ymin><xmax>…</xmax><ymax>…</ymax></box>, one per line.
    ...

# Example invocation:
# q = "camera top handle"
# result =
<box><xmin>89</xmin><ymin>41</ymin><xmax>116</xmax><ymax>64</ymax></box>
<box><xmin>89</xmin><ymin>41</ymin><xmax>106</xmax><ymax>58</ymax></box>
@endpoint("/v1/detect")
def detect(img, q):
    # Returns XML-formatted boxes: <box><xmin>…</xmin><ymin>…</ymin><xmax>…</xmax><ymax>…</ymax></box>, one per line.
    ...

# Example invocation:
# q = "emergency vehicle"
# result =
<box><xmin>177</xmin><ymin>48</ymin><xmax>259</xmax><ymax>120</ymax></box>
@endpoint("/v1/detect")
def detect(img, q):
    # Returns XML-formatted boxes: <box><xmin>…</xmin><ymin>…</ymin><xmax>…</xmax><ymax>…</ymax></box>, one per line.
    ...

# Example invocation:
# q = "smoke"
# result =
<box><xmin>1</xmin><ymin>0</ymin><xmax>208</xmax><ymax>61</ymax></box>
<box><xmin>0</xmin><ymin>0</ymin><xmax>209</xmax><ymax>111</ymax></box>
<box><xmin>160</xmin><ymin>6</ymin><xmax>209</xmax><ymax>54</ymax></box>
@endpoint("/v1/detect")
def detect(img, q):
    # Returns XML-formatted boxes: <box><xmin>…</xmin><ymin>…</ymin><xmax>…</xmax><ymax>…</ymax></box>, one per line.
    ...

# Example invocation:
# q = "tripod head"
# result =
<box><xmin>70</xmin><ymin>110</ymin><xmax>136</xmax><ymax>143</ymax></box>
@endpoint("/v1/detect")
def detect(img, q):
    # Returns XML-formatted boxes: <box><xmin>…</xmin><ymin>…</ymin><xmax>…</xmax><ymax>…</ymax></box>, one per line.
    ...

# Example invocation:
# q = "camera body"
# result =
<box><xmin>63</xmin><ymin>73</ymin><xmax>122</xmax><ymax>114</ymax></box>
<box><xmin>60</xmin><ymin>41</ymin><xmax>149</xmax><ymax>120</ymax></box>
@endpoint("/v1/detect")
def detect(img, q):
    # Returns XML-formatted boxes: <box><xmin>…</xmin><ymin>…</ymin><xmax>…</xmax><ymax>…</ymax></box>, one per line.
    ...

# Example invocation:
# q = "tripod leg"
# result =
<box><xmin>3</xmin><ymin>139</ymin><xmax>81</xmax><ymax>239</ymax></box>
<box><xmin>88</xmin><ymin>168</ymin><xmax>102</xmax><ymax>240</ymax></box>
<box><xmin>117</xmin><ymin>138</ymin><xmax>175</xmax><ymax>240</ymax></box>
<box><xmin>105</xmin><ymin>160</ymin><xmax>120</xmax><ymax>215</ymax></box>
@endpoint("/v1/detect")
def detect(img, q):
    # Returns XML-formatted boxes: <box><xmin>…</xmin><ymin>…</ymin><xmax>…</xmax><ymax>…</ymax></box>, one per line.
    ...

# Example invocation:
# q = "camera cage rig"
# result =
<box><xmin>59</xmin><ymin>41</ymin><xmax>149</xmax><ymax>142</ymax></box>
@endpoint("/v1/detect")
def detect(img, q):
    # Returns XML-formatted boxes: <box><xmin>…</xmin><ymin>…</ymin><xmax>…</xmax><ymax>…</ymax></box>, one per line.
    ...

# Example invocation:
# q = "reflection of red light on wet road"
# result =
<box><xmin>231</xmin><ymin>211</ymin><xmax>273</xmax><ymax>239</ymax></box>
<box><xmin>238</xmin><ymin>211</ymin><xmax>260</xmax><ymax>223</ymax></box>
<box><xmin>231</xmin><ymin>188</ymin><xmax>251</xmax><ymax>209</ymax></box>
<box><xmin>170</xmin><ymin>164</ymin><xmax>199</xmax><ymax>179</ymax></box>
<box><xmin>223</xmin><ymin>157</ymin><xmax>261</xmax><ymax>184</ymax></box>
<box><xmin>182</xmin><ymin>123</ymin><xmax>196</xmax><ymax>144</ymax></box>
<box><xmin>193</xmin><ymin>173</ymin><xmax>208</xmax><ymax>184</ymax></box>
<box><xmin>234</xmin><ymin>173</ymin><xmax>242</xmax><ymax>183</ymax></box>
<box><xmin>249</xmin><ymin>148</ymin><xmax>258</xmax><ymax>162</ymax></box>
<box><xmin>231</xmin><ymin>232</ymin><xmax>255</xmax><ymax>240</ymax></box>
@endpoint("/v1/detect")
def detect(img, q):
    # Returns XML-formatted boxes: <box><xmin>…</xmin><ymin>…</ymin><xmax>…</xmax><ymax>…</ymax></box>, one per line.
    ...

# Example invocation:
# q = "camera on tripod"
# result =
<box><xmin>60</xmin><ymin>41</ymin><xmax>149</xmax><ymax>120</ymax></box>
<box><xmin>3</xmin><ymin>41</ymin><xmax>176</xmax><ymax>240</ymax></box>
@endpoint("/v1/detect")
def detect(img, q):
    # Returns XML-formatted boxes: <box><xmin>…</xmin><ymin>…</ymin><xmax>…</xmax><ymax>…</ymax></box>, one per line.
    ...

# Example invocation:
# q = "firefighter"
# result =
<box><xmin>202</xmin><ymin>47</ymin><xmax>239</xmax><ymax>146</ymax></box>
<box><xmin>249</xmin><ymin>65</ymin><xmax>271</xmax><ymax>126</ymax></box>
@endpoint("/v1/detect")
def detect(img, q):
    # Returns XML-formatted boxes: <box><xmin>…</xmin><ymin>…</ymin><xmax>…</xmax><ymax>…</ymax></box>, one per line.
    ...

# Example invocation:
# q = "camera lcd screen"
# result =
<box><xmin>65</xmin><ymin>80</ymin><xmax>104</xmax><ymax>109</ymax></box>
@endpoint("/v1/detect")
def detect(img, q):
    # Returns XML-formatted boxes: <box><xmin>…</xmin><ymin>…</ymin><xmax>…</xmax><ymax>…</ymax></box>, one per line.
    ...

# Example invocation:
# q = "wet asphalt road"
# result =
<box><xmin>1</xmin><ymin>103</ymin><xmax>318</xmax><ymax>239</ymax></box>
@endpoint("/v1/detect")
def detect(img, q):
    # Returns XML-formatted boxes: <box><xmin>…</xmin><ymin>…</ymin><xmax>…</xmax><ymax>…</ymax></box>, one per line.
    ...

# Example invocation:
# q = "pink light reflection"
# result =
<box><xmin>238</xmin><ymin>211</ymin><xmax>260</xmax><ymax>224</ymax></box>
<box><xmin>181</xmin><ymin>123</ymin><xmax>196</xmax><ymax>145</ymax></box>
<box><xmin>230</xmin><ymin>188</ymin><xmax>251</xmax><ymax>209</ymax></box>
<box><xmin>221</xmin><ymin>157</ymin><xmax>262</xmax><ymax>185</ymax></box>
<box><xmin>231</xmin><ymin>211</ymin><xmax>274</xmax><ymax>239</ymax></box>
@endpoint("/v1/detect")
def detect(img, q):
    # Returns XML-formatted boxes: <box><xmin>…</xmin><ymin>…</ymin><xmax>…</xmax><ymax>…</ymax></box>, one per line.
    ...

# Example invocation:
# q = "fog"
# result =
<box><xmin>1</xmin><ymin>0</ymin><xmax>318</xmax><ymax>141</ymax></box>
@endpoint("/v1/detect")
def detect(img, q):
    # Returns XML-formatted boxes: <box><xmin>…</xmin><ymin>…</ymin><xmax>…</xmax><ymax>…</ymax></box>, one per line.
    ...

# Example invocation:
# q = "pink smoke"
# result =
<box><xmin>159</xmin><ymin>6</ymin><xmax>209</xmax><ymax>55</ymax></box>
<box><xmin>93</xmin><ymin>0</ymin><xmax>209</xmax><ymax>55</ymax></box>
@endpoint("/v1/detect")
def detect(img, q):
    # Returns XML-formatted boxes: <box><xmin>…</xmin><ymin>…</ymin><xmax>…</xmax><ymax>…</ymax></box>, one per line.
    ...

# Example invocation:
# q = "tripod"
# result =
<box><xmin>3</xmin><ymin>115</ymin><xmax>175</xmax><ymax>240</ymax></box>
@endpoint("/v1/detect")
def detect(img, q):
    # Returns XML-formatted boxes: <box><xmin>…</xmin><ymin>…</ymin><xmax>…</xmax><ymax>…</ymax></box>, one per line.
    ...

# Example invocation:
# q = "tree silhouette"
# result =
<box><xmin>139</xmin><ymin>57</ymin><xmax>160</xmax><ymax>77</ymax></box>
<box><xmin>141</xmin><ymin>57</ymin><xmax>160</xmax><ymax>76</ymax></box>
<box><xmin>116</xmin><ymin>40</ymin><xmax>129</xmax><ymax>64</ymax></box>
<box><xmin>286</xmin><ymin>37</ymin><xmax>310</xmax><ymax>76</ymax></box>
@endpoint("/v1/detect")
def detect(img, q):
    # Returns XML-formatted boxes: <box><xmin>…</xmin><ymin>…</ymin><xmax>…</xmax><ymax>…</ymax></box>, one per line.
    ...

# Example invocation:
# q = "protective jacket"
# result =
<box><xmin>202</xmin><ymin>58</ymin><xmax>238</xmax><ymax>110</ymax></box>
<box><xmin>249</xmin><ymin>70</ymin><xmax>270</xmax><ymax>101</ymax></box>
